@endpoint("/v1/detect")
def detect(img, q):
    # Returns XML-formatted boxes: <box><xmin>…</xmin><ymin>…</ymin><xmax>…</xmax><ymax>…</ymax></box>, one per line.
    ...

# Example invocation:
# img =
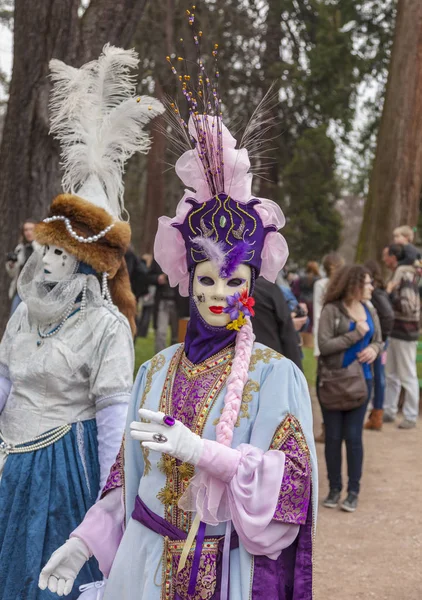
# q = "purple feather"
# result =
<box><xmin>191</xmin><ymin>236</ymin><xmax>226</xmax><ymax>270</ymax></box>
<box><xmin>220</xmin><ymin>242</ymin><xmax>250</xmax><ymax>278</ymax></box>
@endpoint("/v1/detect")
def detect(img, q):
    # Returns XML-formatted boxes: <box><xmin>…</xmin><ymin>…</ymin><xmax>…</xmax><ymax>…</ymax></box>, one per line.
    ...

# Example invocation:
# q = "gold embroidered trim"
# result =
<box><xmin>157</xmin><ymin>347</ymin><xmax>233</xmax><ymax>530</ymax></box>
<box><xmin>179</xmin><ymin>345</ymin><xmax>234</xmax><ymax>379</ymax></box>
<box><xmin>237</xmin><ymin>379</ymin><xmax>260</xmax><ymax>425</ymax></box>
<box><xmin>141</xmin><ymin>446</ymin><xmax>152</xmax><ymax>477</ymax></box>
<box><xmin>161</xmin><ymin>536</ymin><xmax>221</xmax><ymax>600</ymax></box>
<box><xmin>269</xmin><ymin>413</ymin><xmax>310</xmax><ymax>456</ymax></box>
<box><xmin>158</xmin><ymin>454</ymin><xmax>176</xmax><ymax>477</ymax></box>
<box><xmin>139</xmin><ymin>353</ymin><xmax>166</xmax><ymax>476</ymax></box>
<box><xmin>213</xmin><ymin>378</ymin><xmax>260</xmax><ymax>426</ymax></box>
<box><xmin>249</xmin><ymin>347</ymin><xmax>283</xmax><ymax>371</ymax></box>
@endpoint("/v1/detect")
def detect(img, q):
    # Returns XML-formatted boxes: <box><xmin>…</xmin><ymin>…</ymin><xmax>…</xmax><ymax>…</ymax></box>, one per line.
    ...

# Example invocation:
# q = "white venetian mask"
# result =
<box><xmin>42</xmin><ymin>245</ymin><xmax>78</xmax><ymax>282</ymax></box>
<box><xmin>192</xmin><ymin>260</ymin><xmax>252</xmax><ymax>327</ymax></box>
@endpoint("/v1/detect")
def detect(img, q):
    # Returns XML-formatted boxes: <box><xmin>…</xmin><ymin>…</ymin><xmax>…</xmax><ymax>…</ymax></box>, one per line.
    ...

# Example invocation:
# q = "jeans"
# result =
<box><xmin>373</xmin><ymin>352</ymin><xmax>386</xmax><ymax>410</ymax></box>
<box><xmin>322</xmin><ymin>380</ymin><xmax>372</xmax><ymax>495</ymax></box>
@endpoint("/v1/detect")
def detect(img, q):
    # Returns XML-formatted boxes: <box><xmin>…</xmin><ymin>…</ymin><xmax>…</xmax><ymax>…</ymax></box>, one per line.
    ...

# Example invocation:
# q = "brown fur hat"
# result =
<box><xmin>35</xmin><ymin>194</ymin><xmax>131</xmax><ymax>278</ymax></box>
<box><xmin>36</xmin><ymin>193</ymin><xmax>136</xmax><ymax>336</ymax></box>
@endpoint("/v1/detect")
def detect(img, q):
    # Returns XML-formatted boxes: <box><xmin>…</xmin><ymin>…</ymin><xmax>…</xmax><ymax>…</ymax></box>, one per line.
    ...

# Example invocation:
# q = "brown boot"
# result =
<box><xmin>364</xmin><ymin>409</ymin><xmax>383</xmax><ymax>431</ymax></box>
<box><xmin>315</xmin><ymin>424</ymin><xmax>325</xmax><ymax>443</ymax></box>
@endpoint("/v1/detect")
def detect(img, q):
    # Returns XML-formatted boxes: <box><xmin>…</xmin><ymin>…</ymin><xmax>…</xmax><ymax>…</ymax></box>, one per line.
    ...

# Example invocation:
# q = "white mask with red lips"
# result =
<box><xmin>42</xmin><ymin>245</ymin><xmax>79</xmax><ymax>283</ymax></box>
<box><xmin>192</xmin><ymin>260</ymin><xmax>252</xmax><ymax>327</ymax></box>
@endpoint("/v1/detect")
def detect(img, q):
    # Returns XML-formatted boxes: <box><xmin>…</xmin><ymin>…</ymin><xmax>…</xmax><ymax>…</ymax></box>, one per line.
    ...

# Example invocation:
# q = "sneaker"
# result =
<box><xmin>322</xmin><ymin>490</ymin><xmax>341</xmax><ymax>508</ymax></box>
<box><xmin>341</xmin><ymin>492</ymin><xmax>358</xmax><ymax>513</ymax></box>
<box><xmin>398</xmin><ymin>419</ymin><xmax>416</xmax><ymax>430</ymax></box>
<box><xmin>383</xmin><ymin>413</ymin><xmax>395</xmax><ymax>423</ymax></box>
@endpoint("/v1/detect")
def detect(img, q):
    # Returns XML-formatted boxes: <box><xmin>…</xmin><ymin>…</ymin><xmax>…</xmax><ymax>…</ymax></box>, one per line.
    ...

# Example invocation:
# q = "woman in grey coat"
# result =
<box><xmin>318</xmin><ymin>265</ymin><xmax>382</xmax><ymax>513</ymax></box>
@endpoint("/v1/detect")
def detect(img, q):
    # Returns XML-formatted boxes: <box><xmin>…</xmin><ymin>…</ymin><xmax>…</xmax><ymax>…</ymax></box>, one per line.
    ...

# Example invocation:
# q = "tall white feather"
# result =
<box><xmin>49</xmin><ymin>44</ymin><xmax>165</xmax><ymax>219</ymax></box>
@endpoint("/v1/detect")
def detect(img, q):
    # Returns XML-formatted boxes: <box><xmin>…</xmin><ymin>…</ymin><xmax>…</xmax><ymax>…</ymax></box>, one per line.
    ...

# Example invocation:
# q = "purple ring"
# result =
<box><xmin>163</xmin><ymin>415</ymin><xmax>176</xmax><ymax>427</ymax></box>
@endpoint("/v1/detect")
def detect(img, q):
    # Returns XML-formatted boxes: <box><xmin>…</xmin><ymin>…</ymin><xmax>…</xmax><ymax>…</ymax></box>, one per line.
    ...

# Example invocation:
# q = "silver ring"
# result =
<box><xmin>152</xmin><ymin>433</ymin><xmax>168</xmax><ymax>444</ymax></box>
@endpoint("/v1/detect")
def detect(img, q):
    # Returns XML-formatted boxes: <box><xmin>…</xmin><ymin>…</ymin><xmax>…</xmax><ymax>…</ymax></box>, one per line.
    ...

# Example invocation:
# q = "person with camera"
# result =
<box><xmin>5</xmin><ymin>219</ymin><xmax>40</xmax><ymax>315</ymax></box>
<box><xmin>317</xmin><ymin>265</ymin><xmax>382</xmax><ymax>512</ymax></box>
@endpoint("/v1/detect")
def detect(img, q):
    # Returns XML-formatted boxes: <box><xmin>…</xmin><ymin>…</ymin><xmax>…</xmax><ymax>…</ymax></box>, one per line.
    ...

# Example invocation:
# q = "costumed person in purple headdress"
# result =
<box><xmin>40</xmin><ymin>14</ymin><xmax>317</xmax><ymax>600</ymax></box>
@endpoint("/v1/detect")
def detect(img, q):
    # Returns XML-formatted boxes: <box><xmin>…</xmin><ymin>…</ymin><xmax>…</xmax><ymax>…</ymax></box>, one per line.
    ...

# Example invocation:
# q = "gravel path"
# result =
<box><xmin>312</xmin><ymin>396</ymin><xmax>422</xmax><ymax>599</ymax></box>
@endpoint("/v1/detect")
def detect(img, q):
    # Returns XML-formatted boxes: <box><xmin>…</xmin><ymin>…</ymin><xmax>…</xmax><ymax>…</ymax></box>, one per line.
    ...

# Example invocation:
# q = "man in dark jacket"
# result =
<box><xmin>148</xmin><ymin>260</ymin><xmax>179</xmax><ymax>353</ymax></box>
<box><xmin>383</xmin><ymin>244</ymin><xmax>420</xmax><ymax>429</ymax></box>
<box><xmin>252</xmin><ymin>277</ymin><xmax>303</xmax><ymax>370</ymax></box>
<box><xmin>125</xmin><ymin>247</ymin><xmax>149</xmax><ymax>300</ymax></box>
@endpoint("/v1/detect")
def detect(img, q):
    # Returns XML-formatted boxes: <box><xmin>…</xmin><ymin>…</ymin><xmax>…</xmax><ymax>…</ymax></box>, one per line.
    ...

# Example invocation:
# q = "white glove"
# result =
<box><xmin>38</xmin><ymin>537</ymin><xmax>90</xmax><ymax>596</ymax></box>
<box><xmin>130</xmin><ymin>409</ymin><xmax>204</xmax><ymax>465</ymax></box>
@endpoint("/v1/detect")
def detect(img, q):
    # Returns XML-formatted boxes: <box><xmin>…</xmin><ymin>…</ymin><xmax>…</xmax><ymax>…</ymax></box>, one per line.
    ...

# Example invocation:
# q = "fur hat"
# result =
<box><xmin>36</xmin><ymin>194</ymin><xmax>130</xmax><ymax>278</ymax></box>
<box><xmin>35</xmin><ymin>193</ymin><xmax>137</xmax><ymax>334</ymax></box>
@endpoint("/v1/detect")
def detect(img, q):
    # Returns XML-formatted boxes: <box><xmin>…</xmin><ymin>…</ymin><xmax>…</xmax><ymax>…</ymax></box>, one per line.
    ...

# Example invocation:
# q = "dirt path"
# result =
<box><xmin>312</xmin><ymin>394</ymin><xmax>422</xmax><ymax>599</ymax></box>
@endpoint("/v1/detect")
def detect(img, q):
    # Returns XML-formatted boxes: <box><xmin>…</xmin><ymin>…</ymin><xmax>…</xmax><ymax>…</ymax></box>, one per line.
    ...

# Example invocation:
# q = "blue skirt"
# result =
<box><xmin>0</xmin><ymin>419</ymin><xmax>102</xmax><ymax>600</ymax></box>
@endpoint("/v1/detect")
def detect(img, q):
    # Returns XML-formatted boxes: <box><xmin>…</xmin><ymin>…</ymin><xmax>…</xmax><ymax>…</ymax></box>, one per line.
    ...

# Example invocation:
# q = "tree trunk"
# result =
<box><xmin>0</xmin><ymin>0</ymin><xmax>149</xmax><ymax>333</ymax></box>
<box><xmin>356</xmin><ymin>0</ymin><xmax>422</xmax><ymax>262</ymax></box>
<box><xmin>141</xmin><ymin>110</ymin><xmax>166</xmax><ymax>254</ymax></box>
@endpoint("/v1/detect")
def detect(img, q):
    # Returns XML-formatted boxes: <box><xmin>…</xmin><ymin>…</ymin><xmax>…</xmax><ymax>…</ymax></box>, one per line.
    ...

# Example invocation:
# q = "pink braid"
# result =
<box><xmin>216</xmin><ymin>317</ymin><xmax>255</xmax><ymax>447</ymax></box>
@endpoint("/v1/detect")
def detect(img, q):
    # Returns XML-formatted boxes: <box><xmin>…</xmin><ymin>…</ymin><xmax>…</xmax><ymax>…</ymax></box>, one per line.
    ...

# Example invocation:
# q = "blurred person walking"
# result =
<box><xmin>313</xmin><ymin>253</ymin><xmax>345</xmax><ymax>443</ymax></box>
<box><xmin>364</xmin><ymin>260</ymin><xmax>394</xmax><ymax>430</ymax></box>
<box><xmin>125</xmin><ymin>246</ymin><xmax>149</xmax><ymax>301</ymax></box>
<box><xmin>292</xmin><ymin>261</ymin><xmax>321</xmax><ymax>332</ymax></box>
<box><xmin>137</xmin><ymin>253</ymin><xmax>155</xmax><ymax>338</ymax></box>
<box><xmin>382</xmin><ymin>244</ymin><xmax>420</xmax><ymax>429</ymax></box>
<box><xmin>5</xmin><ymin>219</ymin><xmax>40</xmax><ymax>315</ymax></box>
<box><xmin>148</xmin><ymin>259</ymin><xmax>178</xmax><ymax>353</ymax></box>
<box><xmin>318</xmin><ymin>265</ymin><xmax>382</xmax><ymax>512</ymax></box>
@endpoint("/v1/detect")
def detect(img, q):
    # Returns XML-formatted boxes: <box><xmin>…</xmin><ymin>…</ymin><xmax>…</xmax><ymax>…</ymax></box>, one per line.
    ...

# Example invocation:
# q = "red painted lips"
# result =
<box><xmin>209</xmin><ymin>306</ymin><xmax>224</xmax><ymax>314</ymax></box>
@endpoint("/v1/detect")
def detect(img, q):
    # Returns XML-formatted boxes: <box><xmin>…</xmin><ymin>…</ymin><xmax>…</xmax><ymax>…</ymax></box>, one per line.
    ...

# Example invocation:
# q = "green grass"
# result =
<box><xmin>302</xmin><ymin>346</ymin><xmax>317</xmax><ymax>388</ymax></box>
<box><xmin>134</xmin><ymin>330</ymin><xmax>155</xmax><ymax>373</ymax></box>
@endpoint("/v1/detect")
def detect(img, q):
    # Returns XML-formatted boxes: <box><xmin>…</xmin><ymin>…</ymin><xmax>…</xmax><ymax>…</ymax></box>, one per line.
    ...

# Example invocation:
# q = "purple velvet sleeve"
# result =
<box><xmin>270</xmin><ymin>416</ymin><xmax>312</xmax><ymax>526</ymax></box>
<box><xmin>100</xmin><ymin>438</ymin><xmax>125</xmax><ymax>499</ymax></box>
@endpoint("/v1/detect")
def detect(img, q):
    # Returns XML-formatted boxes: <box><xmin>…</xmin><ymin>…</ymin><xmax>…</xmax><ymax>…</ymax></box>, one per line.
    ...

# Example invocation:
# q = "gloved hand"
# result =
<box><xmin>38</xmin><ymin>537</ymin><xmax>91</xmax><ymax>596</ymax></box>
<box><xmin>130</xmin><ymin>409</ymin><xmax>204</xmax><ymax>465</ymax></box>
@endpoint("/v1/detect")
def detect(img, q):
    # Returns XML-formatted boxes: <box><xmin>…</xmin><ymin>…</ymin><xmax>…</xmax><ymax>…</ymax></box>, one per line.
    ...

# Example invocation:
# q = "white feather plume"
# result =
<box><xmin>49</xmin><ymin>44</ymin><xmax>165</xmax><ymax>219</ymax></box>
<box><xmin>191</xmin><ymin>236</ymin><xmax>227</xmax><ymax>271</ymax></box>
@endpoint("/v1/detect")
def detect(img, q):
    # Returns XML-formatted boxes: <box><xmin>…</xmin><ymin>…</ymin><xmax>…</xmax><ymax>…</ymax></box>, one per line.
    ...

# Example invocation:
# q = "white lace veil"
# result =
<box><xmin>18</xmin><ymin>252</ymin><xmax>103</xmax><ymax>325</ymax></box>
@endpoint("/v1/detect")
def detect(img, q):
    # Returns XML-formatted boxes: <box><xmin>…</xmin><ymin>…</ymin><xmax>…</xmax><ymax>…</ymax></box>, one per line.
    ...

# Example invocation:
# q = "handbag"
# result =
<box><xmin>318</xmin><ymin>359</ymin><xmax>368</xmax><ymax>411</ymax></box>
<box><xmin>317</xmin><ymin>308</ymin><xmax>369</xmax><ymax>411</ymax></box>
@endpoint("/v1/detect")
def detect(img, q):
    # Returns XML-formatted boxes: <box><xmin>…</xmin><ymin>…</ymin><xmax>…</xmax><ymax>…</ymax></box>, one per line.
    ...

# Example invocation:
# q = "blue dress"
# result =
<box><xmin>0</xmin><ymin>422</ymin><xmax>101</xmax><ymax>600</ymax></box>
<box><xmin>0</xmin><ymin>300</ymin><xmax>134</xmax><ymax>600</ymax></box>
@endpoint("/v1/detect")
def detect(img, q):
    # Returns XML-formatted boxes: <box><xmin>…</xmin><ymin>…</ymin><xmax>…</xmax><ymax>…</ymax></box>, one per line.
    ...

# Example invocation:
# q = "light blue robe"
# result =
<box><xmin>104</xmin><ymin>343</ymin><xmax>317</xmax><ymax>600</ymax></box>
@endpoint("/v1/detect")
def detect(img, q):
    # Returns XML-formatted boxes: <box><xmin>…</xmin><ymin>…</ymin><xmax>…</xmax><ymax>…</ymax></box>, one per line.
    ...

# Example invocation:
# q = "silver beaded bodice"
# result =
<box><xmin>0</xmin><ymin>301</ymin><xmax>134</xmax><ymax>453</ymax></box>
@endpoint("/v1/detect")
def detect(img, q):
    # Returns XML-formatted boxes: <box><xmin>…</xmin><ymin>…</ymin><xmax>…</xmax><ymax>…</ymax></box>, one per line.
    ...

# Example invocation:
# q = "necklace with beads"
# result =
<box><xmin>36</xmin><ymin>280</ymin><xmax>88</xmax><ymax>347</ymax></box>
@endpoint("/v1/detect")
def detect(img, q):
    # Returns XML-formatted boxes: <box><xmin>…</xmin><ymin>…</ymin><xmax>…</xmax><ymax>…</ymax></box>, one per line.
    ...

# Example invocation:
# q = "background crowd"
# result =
<box><xmin>7</xmin><ymin>220</ymin><xmax>420</xmax><ymax>516</ymax></box>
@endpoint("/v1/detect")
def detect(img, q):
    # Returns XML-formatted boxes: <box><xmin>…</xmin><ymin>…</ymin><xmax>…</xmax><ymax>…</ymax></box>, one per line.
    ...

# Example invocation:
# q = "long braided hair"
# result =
<box><xmin>216</xmin><ymin>317</ymin><xmax>255</xmax><ymax>446</ymax></box>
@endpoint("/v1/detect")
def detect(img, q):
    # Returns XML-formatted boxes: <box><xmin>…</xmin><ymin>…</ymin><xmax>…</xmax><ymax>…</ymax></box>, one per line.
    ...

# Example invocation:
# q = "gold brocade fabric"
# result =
<box><xmin>157</xmin><ymin>345</ymin><xmax>234</xmax><ymax>532</ymax></box>
<box><xmin>161</xmin><ymin>537</ymin><xmax>221</xmax><ymax>600</ymax></box>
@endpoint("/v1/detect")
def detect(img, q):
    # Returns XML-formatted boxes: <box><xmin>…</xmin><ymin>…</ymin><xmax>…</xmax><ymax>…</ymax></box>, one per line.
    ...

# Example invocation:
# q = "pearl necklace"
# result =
<box><xmin>36</xmin><ymin>280</ymin><xmax>88</xmax><ymax>345</ymax></box>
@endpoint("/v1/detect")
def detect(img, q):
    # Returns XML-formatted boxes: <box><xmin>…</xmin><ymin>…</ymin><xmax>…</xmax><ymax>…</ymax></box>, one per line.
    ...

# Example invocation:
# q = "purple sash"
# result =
<box><xmin>132</xmin><ymin>495</ymin><xmax>313</xmax><ymax>599</ymax></box>
<box><xmin>132</xmin><ymin>496</ymin><xmax>238</xmax><ymax>599</ymax></box>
